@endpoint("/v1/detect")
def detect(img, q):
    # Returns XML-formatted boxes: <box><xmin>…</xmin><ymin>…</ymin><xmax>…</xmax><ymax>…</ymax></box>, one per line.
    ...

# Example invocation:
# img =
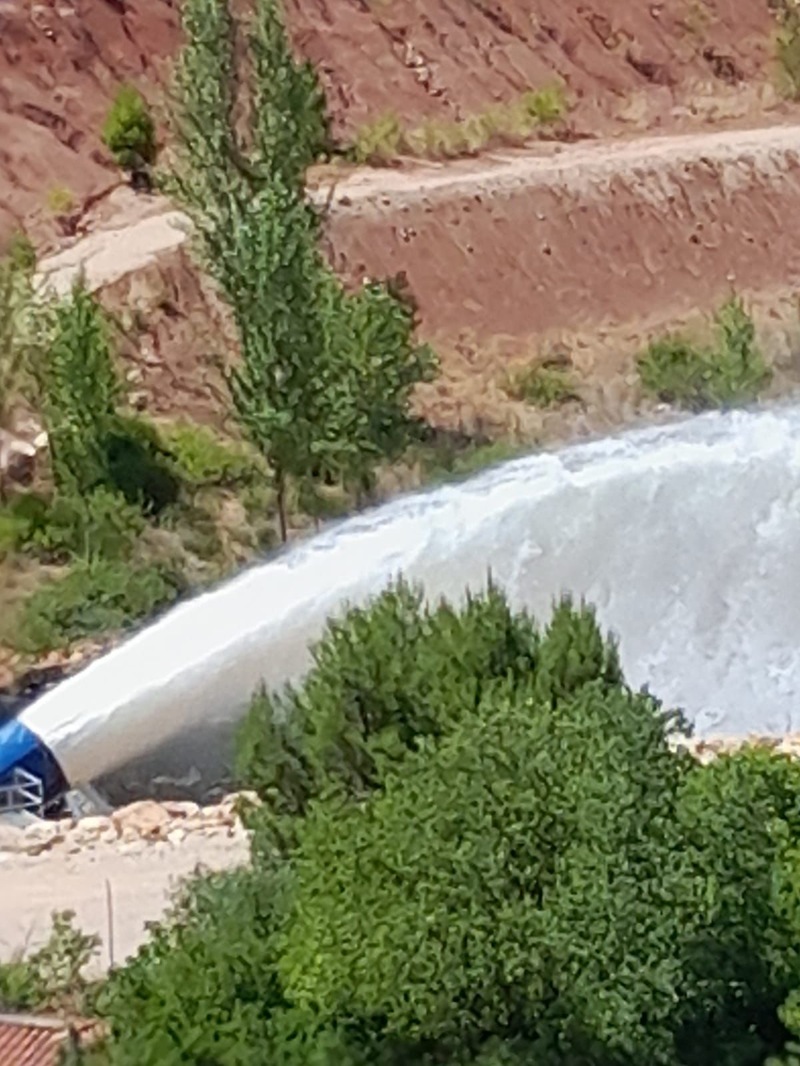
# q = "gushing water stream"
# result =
<box><xmin>14</xmin><ymin>405</ymin><xmax>800</xmax><ymax>795</ymax></box>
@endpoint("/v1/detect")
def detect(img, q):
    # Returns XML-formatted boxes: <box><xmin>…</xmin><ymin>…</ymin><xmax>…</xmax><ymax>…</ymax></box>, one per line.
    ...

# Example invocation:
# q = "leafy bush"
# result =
<box><xmin>237</xmin><ymin>581</ymin><xmax>547</xmax><ymax>850</ymax></box>
<box><xmin>675</xmin><ymin>748</ymin><xmax>800</xmax><ymax>1065</ymax></box>
<box><xmin>14</xmin><ymin>556</ymin><xmax>183</xmax><ymax>652</ymax></box>
<box><xmin>7</xmin><ymin>488</ymin><xmax>145</xmax><ymax>563</ymax></box>
<box><xmin>103</xmin><ymin>413</ymin><xmax>180</xmax><ymax>514</ymax></box>
<box><xmin>775</xmin><ymin>1</ymin><xmax>800</xmax><ymax>98</ymax></box>
<box><xmin>281</xmin><ymin>683</ymin><xmax>691</xmax><ymax>1064</ymax></box>
<box><xmin>519</xmin><ymin>84</ymin><xmax>567</xmax><ymax>124</ymax></box>
<box><xmin>245</xmin><ymin>587</ymin><xmax>686</xmax><ymax>1064</ymax></box>
<box><xmin>34</xmin><ymin>280</ymin><xmax>121</xmax><ymax>494</ymax></box>
<box><xmin>638</xmin><ymin>296</ymin><xmax>771</xmax><ymax>411</ymax></box>
<box><xmin>158</xmin><ymin>420</ymin><xmax>264</xmax><ymax>489</ymax></box>
<box><xmin>413</xmin><ymin>434</ymin><xmax>524</xmax><ymax>484</ymax></box>
<box><xmin>352</xmin><ymin>111</ymin><xmax>403</xmax><ymax>164</ymax></box>
<box><xmin>90</xmin><ymin>867</ymin><xmax>286</xmax><ymax>1066</ymax></box>
<box><xmin>0</xmin><ymin>504</ymin><xmax>30</xmax><ymax>557</ymax></box>
<box><xmin>0</xmin><ymin>911</ymin><xmax>100</xmax><ymax>1015</ymax></box>
<box><xmin>102</xmin><ymin>85</ymin><xmax>157</xmax><ymax>170</ymax></box>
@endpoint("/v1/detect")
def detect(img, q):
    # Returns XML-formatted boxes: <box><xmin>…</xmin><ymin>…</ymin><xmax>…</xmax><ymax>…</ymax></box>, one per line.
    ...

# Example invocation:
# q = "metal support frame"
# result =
<box><xmin>0</xmin><ymin>766</ymin><xmax>44</xmax><ymax>816</ymax></box>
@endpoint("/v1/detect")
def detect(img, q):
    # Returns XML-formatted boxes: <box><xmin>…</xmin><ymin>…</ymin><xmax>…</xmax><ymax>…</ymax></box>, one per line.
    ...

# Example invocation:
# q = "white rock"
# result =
<box><xmin>118</xmin><ymin>840</ymin><xmax>145</xmax><ymax>856</ymax></box>
<box><xmin>167</xmin><ymin>828</ymin><xmax>186</xmax><ymax>846</ymax></box>
<box><xmin>161</xmin><ymin>800</ymin><xmax>201</xmax><ymax>820</ymax></box>
<box><xmin>112</xmin><ymin>800</ymin><xmax>171</xmax><ymax>840</ymax></box>
<box><xmin>0</xmin><ymin>823</ymin><xmax>26</xmax><ymax>854</ymax></box>
<box><xmin>23</xmin><ymin>830</ymin><xmax>65</xmax><ymax>856</ymax></box>
<box><xmin>78</xmin><ymin>815</ymin><xmax>115</xmax><ymax>836</ymax></box>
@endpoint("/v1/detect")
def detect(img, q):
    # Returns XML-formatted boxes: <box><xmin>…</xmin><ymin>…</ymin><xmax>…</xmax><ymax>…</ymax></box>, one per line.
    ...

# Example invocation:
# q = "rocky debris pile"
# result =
<box><xmin>3</xmin><ymin>737</ymin><xmax>800</xmax><ymax>864</ymax></box>
<box><xmin>0</xmin><ymin>792</ymin><xmax>259</xmax><ymax>862</ymax></box>
<box><xmin>0</xmin><ymin>425</ymin><xmax>48</xmax><ymax>489</ymax></box>
<box><xmin>0</xmin><ymin>634</ymin><xmax>117</xmax><ymax>693</ymax></box>
<box><xmin>671</xmin><ymin>733</ymin><xmax>800</xmax><ymax>764</ymax></box>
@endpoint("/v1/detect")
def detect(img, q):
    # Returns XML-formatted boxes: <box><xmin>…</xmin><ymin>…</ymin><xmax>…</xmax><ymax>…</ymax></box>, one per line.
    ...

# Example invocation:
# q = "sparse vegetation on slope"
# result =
<box><xmin>352</xmin><ymin>86</ymin><xmax>567</xmax><ymax>164</ymax></box>
<box><xmin>774</xmin><ymin>0</ymin><xmax>800</xmax><ymax>97</ymax></box>
<box><xmin>502</xmin><ymin>357</ymin><xmax>581</xmax><ymax>408</ymax></box>
<box><xmin>638</xmin><ymin>295</ymin><xmax>772</xmax><ymax>411</ymax></box>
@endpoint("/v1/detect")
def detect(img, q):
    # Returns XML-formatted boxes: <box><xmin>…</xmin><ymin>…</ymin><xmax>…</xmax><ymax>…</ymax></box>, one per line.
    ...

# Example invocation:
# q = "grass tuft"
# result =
<box><xmin>352</xmin><ymin>85</ymin><xmax>567</xmax><ymax>164</ymax></box>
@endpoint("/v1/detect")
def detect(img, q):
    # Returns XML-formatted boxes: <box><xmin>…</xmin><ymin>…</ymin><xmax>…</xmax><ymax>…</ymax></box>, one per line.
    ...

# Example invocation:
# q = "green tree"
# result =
<box><xmin>32</xmin><ymin>281</ymin><xmax>178</xmax><ymax>513</ymax></box>
<box><xmin>33</xmin><ymin>279</ymin><xmax>121</xmax><ymax>495</ymax></box>
<box><xmin>276</xmin><ymin>598</ymin><xmax>697</xmax><ymax>1065</ymax></box>
<box><xmin>168</xmin><ymin>0</ymin><xmax>436</xmax><ymax>541</ymax></box>
<box><xmin>237</xmin><ymin>580</ymin><xmax>542</xmax><ymax>853</ymax></box>
<box><xmin>102</xmin><ymin>85</ymin><xmax>156</xmax><ymax>172</ymax></box>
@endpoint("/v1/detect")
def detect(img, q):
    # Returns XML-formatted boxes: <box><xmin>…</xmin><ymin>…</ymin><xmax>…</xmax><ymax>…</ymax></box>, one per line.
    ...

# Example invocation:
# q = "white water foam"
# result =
<box><xmin>18</xmin><ymin>404</ymin><xmax>800</xmax><ymax>791</ymax></box>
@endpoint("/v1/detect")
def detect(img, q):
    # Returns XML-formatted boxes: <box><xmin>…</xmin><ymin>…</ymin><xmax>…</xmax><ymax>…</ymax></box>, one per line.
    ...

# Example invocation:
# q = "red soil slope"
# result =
<box><xmin>0</xmin><ymin>0</ymin><xmax>786</xmax><ymax>247</ymax></box>
<box><xmin>0</xmin><ymin>0</ymin><xmax>179</xmax><ymax>243</ymax></box>
<box><xmin>36</xmin><ymin>123</ymin><xmax>800</xmax><ymax>437</ymax></box>
<box><xmin>324</xmin><ymin>127</ymin><xmax>800</xmax><ymax>340</ymax></box>
<box><xmin>289</xmin><ymin>0</ymin><xmax>776</xmax><ymax>132</ymax></box>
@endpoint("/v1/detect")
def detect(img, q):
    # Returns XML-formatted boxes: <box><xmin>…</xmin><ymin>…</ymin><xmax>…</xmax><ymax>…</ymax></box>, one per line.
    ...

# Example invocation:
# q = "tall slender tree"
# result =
<box><xmin>169</xmin><ymin>0</ymin><xmax>436</xmax><ymax>541</ymax></box>
<box><xmin>32</xmin><ymin>279</ymin><xmax>121</xmax><ymax>497</ymax></box>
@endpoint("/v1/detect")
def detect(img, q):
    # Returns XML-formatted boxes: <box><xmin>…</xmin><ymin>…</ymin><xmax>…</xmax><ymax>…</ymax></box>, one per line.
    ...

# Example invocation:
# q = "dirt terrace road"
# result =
<box><xmin>36</xmin><ymin>122</ymin><xmax>800</xmax><ymax>298</ymax></box>
<box><xmin>0</xmin><ymin>835</ymin><xmax>249</xmax><ymax>971</ymax></box>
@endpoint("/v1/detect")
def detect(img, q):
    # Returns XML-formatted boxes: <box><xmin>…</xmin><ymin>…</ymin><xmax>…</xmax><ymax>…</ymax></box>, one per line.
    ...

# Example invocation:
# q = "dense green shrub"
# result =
<box><xmin>675</xmin><ymin>749</ymin><xmax>800</xmax><ymax>1065</ymax></box>
<box><xmin>237</xmin><ymin>581</ymin><xmax>545</xmax><ymax>850</ymax></box>
<box><xmin>74</xmin><ymin>587</ymin><xmax>800</xmax><ymax>1066</ymax></box>
<box><xmin>0</xmin><ymin>911</ymin><xmax>99</xmax><ymax>1015</ymax></box>
<box><xmin>281</xmin><ymin>684</ymin><xmax>694</xmax><ymax>1063</ymax></box>
<box><xmin>101</xmin><ymin>85</ymin><xmax>157</xmax><ymax>171</ymax></box>
<box><xmin>638</xmin><ymin>296</ymin><xmax>771</xmax><ymax>411</ymax></box>
<box><xmin>103</xmin><ymin>414</ymin><xmax>180</xmax><ymax>514</ymax></box>
<box><xmin>5</xmin><ymin>488</ymin><xmax>144</xmax><ymax>563</ymax></box>
<box><xmin>14</xmin><ymin>556</ymin><xmax>183</xmax><ymax>652</ymax></box>
<box><xmin>89</xmin><ymin>867</ymin><xmax>287</xmax><ymax>1066</ymax></box>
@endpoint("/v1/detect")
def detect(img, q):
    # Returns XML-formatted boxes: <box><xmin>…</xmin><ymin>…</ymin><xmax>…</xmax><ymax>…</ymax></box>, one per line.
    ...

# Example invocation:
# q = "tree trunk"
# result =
<box><xmin>276</xmin><ymin>468</ymin><xmax>288</xmax><ymax>544</ymax></box>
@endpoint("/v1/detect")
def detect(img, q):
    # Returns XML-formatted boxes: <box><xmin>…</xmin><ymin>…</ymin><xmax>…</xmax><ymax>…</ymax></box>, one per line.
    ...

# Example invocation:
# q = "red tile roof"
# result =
<box><xmin>0</xmin><ymin>1013</ymin><xmax>104</xmax><ymax>1066</ymax></box>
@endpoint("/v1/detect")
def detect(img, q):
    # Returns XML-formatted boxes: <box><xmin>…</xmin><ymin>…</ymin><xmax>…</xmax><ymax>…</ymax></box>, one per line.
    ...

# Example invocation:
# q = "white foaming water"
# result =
<box><xmin>18</xmin><ymin>405</ymin><xmax>800</xmax><ymax>791</ymax></box>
